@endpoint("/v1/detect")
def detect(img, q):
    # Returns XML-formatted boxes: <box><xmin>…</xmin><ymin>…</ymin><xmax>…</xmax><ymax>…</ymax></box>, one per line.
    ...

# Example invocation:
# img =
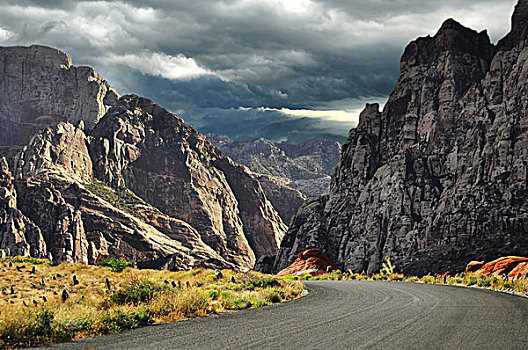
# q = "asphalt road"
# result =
<box><xmin>44</xmin><ymin>281</ymin><xmax>528</xmax><ymax>350</ymax></box>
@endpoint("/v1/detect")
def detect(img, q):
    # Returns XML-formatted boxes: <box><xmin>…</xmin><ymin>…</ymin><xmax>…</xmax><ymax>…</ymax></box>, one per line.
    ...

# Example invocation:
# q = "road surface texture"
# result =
<box><xmin>44</xmin><ymin>281</ymin><xmax>528</xmax><ymax>349</ymax></box>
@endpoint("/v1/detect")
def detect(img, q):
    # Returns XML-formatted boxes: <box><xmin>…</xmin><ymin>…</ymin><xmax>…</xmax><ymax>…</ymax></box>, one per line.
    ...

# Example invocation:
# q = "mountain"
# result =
<box><xmin>274</xmin><ymin>0</ymin><xmax>528</xmax><ymax>276</ymax></box>
<box><xmin>208</xmin><ymin>135</ymin><xmax>341</xmax><ymax>198</ymax></box>
<box><xmin>0</xmin><ymin>45</ymin><xmax>286</xmax><ymax>271</ymax></box>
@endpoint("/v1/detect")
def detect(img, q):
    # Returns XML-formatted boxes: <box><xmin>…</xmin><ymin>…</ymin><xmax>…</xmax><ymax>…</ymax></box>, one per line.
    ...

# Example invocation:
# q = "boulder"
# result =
<box><xmin>277</xmin><ymin>249</ymin><xmax>336</xmax><ymax>277</ymax></box>
<box><xmin>475</xmin><ymin>257</ymin><xmax>528</xmax><ymax>276</ymax></box>
<box><xmin>465</xmin><ymin>261</ymin><xmax>484</xmax><ymax>273</ymax></box>
<box><xmin>507</xmin><ymin>262</ymin><xmax>528</xmax><ymax>278</ymax></box>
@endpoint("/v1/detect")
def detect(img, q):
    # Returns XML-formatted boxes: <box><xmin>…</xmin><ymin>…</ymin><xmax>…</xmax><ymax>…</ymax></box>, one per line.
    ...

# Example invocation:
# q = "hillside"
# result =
<box><xmin>0</xmin><ymin>45</ymin><xmax>287</xmax><ymax>271</ymax></box>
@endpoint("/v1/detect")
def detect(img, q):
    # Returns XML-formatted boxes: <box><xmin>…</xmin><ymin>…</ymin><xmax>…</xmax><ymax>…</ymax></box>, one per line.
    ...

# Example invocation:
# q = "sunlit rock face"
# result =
<box><xmin>276</xmin><ymin>2</ymin><xmax>528</xmax><ymax>276</ymax></box>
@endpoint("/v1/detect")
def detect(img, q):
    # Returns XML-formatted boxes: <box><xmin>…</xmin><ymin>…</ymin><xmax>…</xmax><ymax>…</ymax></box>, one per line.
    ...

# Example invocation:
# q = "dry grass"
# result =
<box><xmin>0</xmin><ymin>258</ymin><xmax>303</xmax><ymax>349</ymax></box>
<box><xmin>281</xmin><ymin>269</ymin><xmax>528</xmax><ymax>297</ymax></box>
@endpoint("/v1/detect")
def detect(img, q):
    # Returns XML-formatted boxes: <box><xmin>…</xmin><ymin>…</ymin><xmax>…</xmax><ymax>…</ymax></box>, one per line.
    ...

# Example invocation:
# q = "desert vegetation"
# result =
<box><xmin>282</xmin><ymin>268</ymin><xmax>528</xmax><ymax>297</ymax></box>
<box><xmin>0</xmin><ymin>257</ymin><xmax>303</xmax><ymax>349</ymax></box>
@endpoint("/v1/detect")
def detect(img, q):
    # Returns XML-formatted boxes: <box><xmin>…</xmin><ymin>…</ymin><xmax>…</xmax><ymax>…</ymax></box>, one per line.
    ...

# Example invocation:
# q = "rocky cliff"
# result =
<box><xmin>275</xmin><ymin>1</ymin><xmax>528</xmax><ymax>275</ymax></box>
<box><xmin>0</xmin><ymin>45</ymin><xmax>118</xmax><ymax>146</ymax></box>
<box><xmin>0</xmin><ymin>45</ymin><xmax>287</xmax><ymax>271</ymax></box>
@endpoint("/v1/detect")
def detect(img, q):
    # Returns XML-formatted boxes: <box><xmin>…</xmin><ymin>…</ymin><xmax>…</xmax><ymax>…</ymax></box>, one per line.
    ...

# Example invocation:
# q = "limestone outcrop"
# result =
<box><xmin>208</xmin><ymin>135</ymin><xmax>341</xmax><ymax>224</ymax></box>
<box><xmin>275</xmin><ymin>1</ymin><xmax>528</xmax><ymax>275</ymax></box>
<box><xmin>208</xmin><ymin>135</ymin><xmax>340</xmax><ymax>198</ymax></box>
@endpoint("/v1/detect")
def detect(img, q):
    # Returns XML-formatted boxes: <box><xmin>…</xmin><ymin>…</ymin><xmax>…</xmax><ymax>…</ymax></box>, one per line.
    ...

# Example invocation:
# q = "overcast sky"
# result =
<box><xmin>0</xmin><ymin>0</ymin><xmax>518</xmax><ymax>142</ymax></box>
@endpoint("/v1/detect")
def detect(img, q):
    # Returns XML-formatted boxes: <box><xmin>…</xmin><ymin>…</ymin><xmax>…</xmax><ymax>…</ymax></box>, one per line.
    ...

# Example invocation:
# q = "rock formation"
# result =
<box><xmin>276</xmin><ymin>249</ymin><xmax>336</xmax><ymax>277</ymax></box>
<box><xmin>0</xmin><ymin>157</ymin><xmax>47</xmax><ymax>258</ymax></box>
<box><xmin>0</xmin><ymin>45</ymin><xmax>287</xmax><ymax>271</ymax></box>
<box><xmin>0</xmin><ymin>45</ymin><xmax>118</xmax><ymax>146</ymax></box>
<box><xmin>275</xmin><ymin>1</ymin><xmax>528</xmax><ymax>275</ymax></box>
<box><xmin>465</xmin><ymin>261</ymin><xmax>484</xmax><ymax>273</ymax></box>
<box><xmin>474</xmin><ymin>256</ymin><xmax>528</xmax><ymax>278</ymax></box>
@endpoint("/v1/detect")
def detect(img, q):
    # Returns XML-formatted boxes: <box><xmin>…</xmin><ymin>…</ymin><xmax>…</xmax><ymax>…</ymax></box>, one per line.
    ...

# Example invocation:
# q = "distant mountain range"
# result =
<box><xmin>207</xmin><ymin>135</ymin><xmax>341</xmax><ymax>198</ymax></box>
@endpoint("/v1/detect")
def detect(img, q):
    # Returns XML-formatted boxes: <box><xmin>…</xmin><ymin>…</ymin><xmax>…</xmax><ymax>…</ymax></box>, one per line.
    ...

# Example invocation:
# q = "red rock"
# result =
<box><xmin>277</xmin><ymin>249</ymin><xmax>336</xmax><ymax>277</ymax></box>
<box><xmin>475</xmin><ymin>256</ymin><xmax>528</xmax><ymax>276</ymax></box>
<box><xmin>435</xmin><ymin>270</ymin><xmax>458</xmax><ymax>279</ymax></box>
<box><xmin>465</xmin><ymin>261</ymin><xmax>484</xmax><ymax>273</ymax></box>
<box><xmin>507</xmin><ymin>262</ymin><xmax>528</xmax><ymax>278</ymax></box>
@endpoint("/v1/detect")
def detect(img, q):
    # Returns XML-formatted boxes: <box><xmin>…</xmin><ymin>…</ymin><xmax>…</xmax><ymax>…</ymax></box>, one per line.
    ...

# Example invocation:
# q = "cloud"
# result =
<box><xmin>101</xmin><ymin>51</ymin><xmax>213</xmax><ymax>81</ymax></box>
<box><xmin>0</xmin><ymin>0</ymin><xmax>519</xmax><ymax>142</ymax></box>
<box><xmin>0</xmin><ymin>27</ymin><xmax>13</xmax><ymax>42</ymax></box>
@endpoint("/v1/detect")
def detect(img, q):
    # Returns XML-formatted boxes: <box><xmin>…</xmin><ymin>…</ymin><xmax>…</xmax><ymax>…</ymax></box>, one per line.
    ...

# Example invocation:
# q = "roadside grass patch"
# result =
<box><xmin>0</xmin><ymin>258</ymin><xmax>303</xmax><ymax>349</ymax></box>
<box><xmin>278</xmin><ymin>262</ymin><xmax>527</xmax><ymax>298</ymax></box>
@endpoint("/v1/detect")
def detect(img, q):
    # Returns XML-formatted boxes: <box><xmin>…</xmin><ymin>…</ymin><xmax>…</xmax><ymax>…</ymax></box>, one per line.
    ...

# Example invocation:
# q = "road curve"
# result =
<box><xmin>45</xmin><ymin>281</ymin><xmax>528</xmax><ymax>350</ymax></box>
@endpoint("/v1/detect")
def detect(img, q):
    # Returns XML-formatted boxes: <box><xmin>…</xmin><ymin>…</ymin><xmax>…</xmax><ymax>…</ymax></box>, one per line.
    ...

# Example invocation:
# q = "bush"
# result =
<box><xmin>243</xmin><ymin>276</ymin><xmax>280</xmax><ymax>290</ymax></box>
<box><xmin>6</xmin><ymin>257</ymin><xmax>45</xmax><ymax>265</ymax></box>
<box><xmin>300</xmin><ymin>274</ymin><xmax>312</xmax><ymax>280</ymax></box>
<box><xmin>111</xmin><ymin>279</ymin><xmax>164</xmax><ymax>305</ymax></box>
<box><xmin>175</xmin><ymin>292</ymin><xmax>210</xmax><ymax>317</ymax></box>
<box><xmin>205</xmin><ymin>289</ymin><xmax>220</xmax><ymax>300</ymax></box>
<box><xmin>281</xmin><ymin>275</ymin><xmax>296</xmax><ymax>280</ymax></box>
<box><xmin>96</xmin><ymin>309</ymin><xmax>153</xmax><ymax>334</ymax></box>
<box><xmin>98</xmin><ymin>257</ymin><xmax>132</xmax><ymax>273</ymax></box>
<box><xmin>222</xmin><ymin>297</ymin><xmax>252</xmax><ymax>310</ymax></box>
<box><xmin>261</xmin><ymin>289</ymin><xmax>283</xmax><ymax>303</ymax></box>
<box><xmin>466</xmin><ymin>276</ymin><xmax>477</xmax><ymax>286</ymax></box>
<box><xmin>477</xmin><ymin>278</ymin><xmax>492</xmax><ymax>287</ymax></box>
<box><xmin>253</xmin><ymin>299</ymin><xmax>267</xmax><ymax>307</ymax></box>
<box><xmin>0</xmin><ymin>309</ymin><xmax>71</xmax><ymax>348</ymax></box>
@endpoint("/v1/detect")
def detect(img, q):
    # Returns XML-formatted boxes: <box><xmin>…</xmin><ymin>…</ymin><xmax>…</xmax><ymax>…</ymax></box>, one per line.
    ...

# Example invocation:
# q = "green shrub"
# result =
<box><xmin>111</xmin><ymin>279</ymin><xmax>164</xmax><ymax>305</ymax></box>
<box><xmin>243</xmin><ymin>276</ymin><xmax>280</xmax><ymax>290</ymax></box>
<box><xmin>97</xmin><ymin>309</ymin><xmax>153</xmax><ymax>333</ymax></box>
<box><xmin>204</xmin><ymin>289</ymin><xmax>220</xmax><ymax>300</ymax></box>
<box><xmin>175</xmin><ymin>292</ymin><xmax>209</xmax><ymax>317</ymax></box>
<box><xmin>0</xmin><ymin>309</ymin><xmax>72</xmax><ymax>348</ymax></box>
<box><xmin>466</xmin><ymin>276</ymin><xmax>477</xmax><ymax>286</ymax></box>
<box><xmin>253</xmin><ymin>299</ymin><xmax>267</xmax><ymax>307</ymax></box>
<box><xmin>300</xmin><ymin>274</ymin><xmax>312</xmax><ymax>280</ymax></box>
<box><xmin>46</xmin><ymin>260</ymin><xmax>61</xmax><ymax>267</ymax></box>
<box><xmin>222</xmin><ymin>297</ymin><xmax>252</xmax><ymax>310</ymax></box>
<box><xmin>348</xmin><ymin>270</ymin><xmax>358</xmax><ymax>280</ymax></box>
<box><xmin>6</xmin><ymin>257</ymin><xmax>45</xmax><ymax>265</ymax></box>
<box><xmin>261</xmin><ymin>289</ymin><xmax>283</xmax><ymax>303</ymax></box>
<box><xmin>477</xmin><ymin>278</ymin><xmax>492</xmax><ymax>287</ymax></box>
<box><xmin>98</xmin><ymin>257</ymin><xmax>132</xmax><ymax>273</ymax></box>
<box><xmin>281</xmin><ymin>275</ymin><xmax>296</xmax><ymax>280</ymax></box>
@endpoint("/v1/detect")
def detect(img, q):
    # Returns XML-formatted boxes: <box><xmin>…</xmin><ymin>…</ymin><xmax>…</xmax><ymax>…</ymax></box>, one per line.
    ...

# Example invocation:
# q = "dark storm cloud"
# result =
<box><xmin>0</xmin><ymin>0</ymin><xmax>518</xmax><ymax>142</ymax></box>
